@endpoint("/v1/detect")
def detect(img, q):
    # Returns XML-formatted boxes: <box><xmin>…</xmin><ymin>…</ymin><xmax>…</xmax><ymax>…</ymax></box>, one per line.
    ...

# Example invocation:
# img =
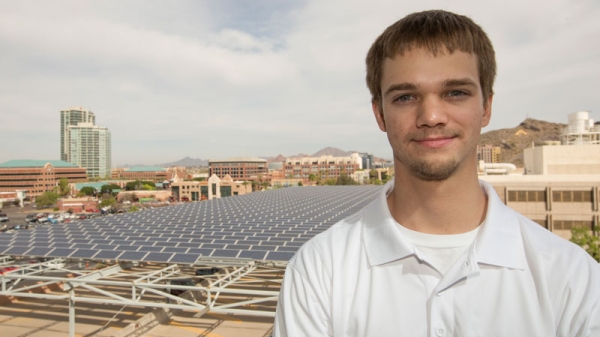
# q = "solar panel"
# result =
<box><xmin>144</xmin><ymin>252</ymin><xmax>174</xmax><ymax>263</ymax></box>
<box><xmin>70</xmin><ymin>249</ymin><xmax>98</xmax><ymax>259</ymax></box>
<box><xmin>238</xmin><ymin>251</ymin><xmax>267</xmax><ymax>260</ymax></box>
<box><xmin>211</xmin><ymin>249</ymin><xmax>239</xmax><ymax>258</ymax></box>
<box><xmin>26</xmin><ymin>247</ymin><xmax>54</xmax><ymax>256</ymax></box>
<box><xmin>94</xmin><ymin>250</ymin><xmax>122</xmax><ymax>260</ymax></box>
<box><xmin>2</xmin><ymin>246</ymin><xmax>31</xmax><ymax>255</ymax></box>
<box><xmin>266</xmin><ymin>251</ymin><xmax>296</xmax><ymax>261</ymax></box>
<box><xmin>118</xmin><ymin>251</ymin><xmax>148</xmax><ymax>261</ymax></box>
<box><xmin>0</xmin><ymin>186</ymin><xmax>381</xmax><ymax>262</ymax></box>
<box><xmin>47</xmin><ymin>248</ymin><xmax>76</xmax><ymax>258</ymax></box>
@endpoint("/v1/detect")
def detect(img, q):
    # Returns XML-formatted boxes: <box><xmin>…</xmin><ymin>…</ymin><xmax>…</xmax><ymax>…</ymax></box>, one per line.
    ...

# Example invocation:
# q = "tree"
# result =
<box><xmin>59</xmin><ymin>178</ymin><xmax>70</xmax><ymax>196</ymax></box>
<box><xmin>99</xmin><ymin>196</ymin><xmax>117</xmax><ymax>208</ymax></box>
<box><xmin>100</xmin><ymin>184</ymin><xmax>121</xmax><ymax>196</ymax></box>
<box><xmin>336</xmin><ymin>173</ymin><xmax>359</xmax><ymax>185</ymax></box>
<box><xmin>79</xmin><ymin>186</ymin><xmax>96</xmax><ymax>196</ymax></box>
<box><xmin>571</xmin><ymin>226</ymin><xmax>600</xmax><ymax>262</ymax></box>
<box><xmin>298</xmin><ymin>181</ymin><xmax>303</xmax><ymax>186</ymax></box>
<box><xmin>142</xmin><ymin>183</ymin><xmax>156</xmax><ymax>191</ymax></box>
<box><xmin>125</xmin><ymin>180</ymin><xmax>155</xmax><ymax>191</ymax></box>
<box><xmin>35</xmin><ymin>191</ymin><xmax>60</xmax><ymax>208</ymax></box>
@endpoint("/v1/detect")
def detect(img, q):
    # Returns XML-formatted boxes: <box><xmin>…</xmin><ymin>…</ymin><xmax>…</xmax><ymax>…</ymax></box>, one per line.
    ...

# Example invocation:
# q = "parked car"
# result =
<box><xmin>25</xmin><ymin>214</ymin><xmax>38</xmax><ymax>223</ymax></box>
<box><xmin>165</xmin><ymin>278</ymin><xmax>196</xmax><ymax>296</ymax></box>
<box><xmin>0</xmin><ymin>213</ymin><xmax>9</xmax><ymax>222</ymax></box>
<box><xmin>0</xmin><ymin>266</ymin><xmax>19</xmax><ymax>274</ymax></box>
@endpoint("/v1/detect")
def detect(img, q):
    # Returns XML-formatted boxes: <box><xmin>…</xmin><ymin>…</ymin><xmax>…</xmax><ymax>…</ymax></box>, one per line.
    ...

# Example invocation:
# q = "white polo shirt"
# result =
<box><xmin>274</xmin><ymin>180</ymin><xmax>600</xmax><ymax>337</ymax></box>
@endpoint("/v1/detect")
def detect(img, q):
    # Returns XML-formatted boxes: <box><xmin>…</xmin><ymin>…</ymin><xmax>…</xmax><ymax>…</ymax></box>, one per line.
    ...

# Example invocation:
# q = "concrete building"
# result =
<box><xmin>60</xmin><ymin>107</ymin><xmax>95</xmax><ymax>162</ymax></box>
<box><xmin>283</xmin><ymin>153</ymin><xmax>361</xmax><ymax>184</ymax></box>
<box><xmin>171</xmin><ymin>174</ymin><xmax>251</xmax><ymax>201</ymax></box>
<box><xmin>0</xmin><ymin>160</ymin><xmax>87</xmax><ymax>199</ymax></box>
<box><xmin>477</xmin><ymin>145</ymin><xmax>502</xmax><ymax>163</ymax></box>
<box><xmin>111</xmin><ymin>166</ymin><xmax>168</xmax><ymax>182</ymax></box>
<box><xmin>481</xmin><ymin>174</ymin><xmax>600</xmax><ymax>240</ymax></box>
<box><xmin>524</xmin><ymin>112</ymin><xmax>600</xmax><ymax>175</ymax></box>
<box><xmin>357</xmin><ymin>153</ymin><xmax>375</xmax><ymax>169</ymax></box>
<box><xmin>209</xmin><ymin>158</ymin><xmax>268</xmax><ymax>181</ymax></box>
<box><xmin>57</xmin><ymin>197</ymin><xmax>99</xmax><ymax>213</ymax></box>
<box><xmin>67</xmin><ymin>123</ymin><xmax>112</xmax><ymax>178</ymax></box>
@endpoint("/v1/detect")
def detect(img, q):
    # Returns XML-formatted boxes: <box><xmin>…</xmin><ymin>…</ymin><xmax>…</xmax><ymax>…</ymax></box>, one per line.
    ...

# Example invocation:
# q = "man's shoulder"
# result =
<box><xmin>512</xmin><ymin>210</ymin><xmax>598</xmax><ymax>272</ymax></box>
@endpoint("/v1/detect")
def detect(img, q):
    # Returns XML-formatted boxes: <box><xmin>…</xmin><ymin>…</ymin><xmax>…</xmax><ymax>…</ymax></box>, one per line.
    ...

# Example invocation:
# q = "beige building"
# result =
<box><xmin>477</xmin><ymin>145</ymin><xmax>502</xmax><ymax>163</ymax></box>
<box><xmin>171</xmin><ymin>174</ymin><xmax>252</xmax><ymax>201</ymax></box>
<box><xmin>116</xmin><ymin>190</ymin><xmax>172</xmax><ymax>202</ymax></box>
<box><xmin>524</xmin><ymin>144</ymin><xmax>600</xmax><ymax>175</ymax></box>
<box><xmin>284</xmin><ymin>153</ymin><xmax>362</xmax><ymax>184</ymax></box>
<box><xmin>481</xmin><ymin>174</ymin><xmax>600</xmax><ymax>240</ymax></box>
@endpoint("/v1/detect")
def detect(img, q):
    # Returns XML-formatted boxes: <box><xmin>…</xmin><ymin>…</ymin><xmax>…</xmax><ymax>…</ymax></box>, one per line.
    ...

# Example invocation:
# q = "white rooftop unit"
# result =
<box><xmin>560</xmin><ymin>111</ymin><xmax>600</xmax><ymax>145</ymax></box>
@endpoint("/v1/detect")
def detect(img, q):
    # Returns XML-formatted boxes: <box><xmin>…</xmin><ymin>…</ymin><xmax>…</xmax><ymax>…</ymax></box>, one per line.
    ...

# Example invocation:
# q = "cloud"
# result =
<box><xmin>0</xmin><ymin>0</ymin><xmax>598</xmax><ymax>165</ymax></box>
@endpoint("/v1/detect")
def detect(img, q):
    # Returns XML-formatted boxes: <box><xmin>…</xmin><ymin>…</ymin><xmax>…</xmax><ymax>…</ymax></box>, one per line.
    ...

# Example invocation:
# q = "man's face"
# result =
<box><xmin>372</xmin><ymin>48</ymin><xmax>492</xmax><ymax>181</ymax></box>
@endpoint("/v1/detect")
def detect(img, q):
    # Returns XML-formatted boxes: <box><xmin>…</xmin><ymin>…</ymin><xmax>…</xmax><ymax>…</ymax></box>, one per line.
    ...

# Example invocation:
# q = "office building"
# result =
<box><xmin>60</xmin><ymin>107</ymin><xmax>95</xmax><ymax>162</ymax></box>
<box><xmin>477</xmin><ymin>145</ymin><xmax>502</xmax><ymax>163</ymax></box>
<box><xmin>171</xmin><ymin>174</ymin><xmax>251</xmax><ymax>201</ymax></box>
<box><xmin>481</xmin><ymin>174</ymin><xmax>600</xmax><ymax>240</ymax></box>
<box><xmin>0</xmin><ymin>160</ymin><xmax>87</xmax><ymax>199</ymax></box>
<box><xmin>68</xmin><ymin>123</ymin><xmax>112</xmax><ymax>178</ymax></box>
<box><xmin>111</xmin><ymin>166</ymin><xmax>168</xmax><ymax>182</ymax></box>
<box><xmin>209</xmin><ymin>158</ymin><xmax>268</xmax><ymax>181</ymax></box>
<box><xmin>283</xmin><ymin>153</ymin><xmax>361</xmax><ymax>184</ymax></box>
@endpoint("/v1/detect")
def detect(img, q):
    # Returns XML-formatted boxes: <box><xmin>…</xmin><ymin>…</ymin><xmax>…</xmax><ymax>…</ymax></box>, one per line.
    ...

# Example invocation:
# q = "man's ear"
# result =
<box><xmin>372</xmin><ymin>101</ymin><xmax>387</xmax><ymax>132</ymax></box>
<box><xmin>481</xmin><ymin>94</ymin><xmax>493</xmax><ymax>128</ymax></box>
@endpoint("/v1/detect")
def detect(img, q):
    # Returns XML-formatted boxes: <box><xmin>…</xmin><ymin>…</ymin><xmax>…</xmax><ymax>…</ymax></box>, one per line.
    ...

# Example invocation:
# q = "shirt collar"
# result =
<box><xmin>362</xmin><ymin>178</ymin><xmax>526</xmax><ymax>270</ymax></box>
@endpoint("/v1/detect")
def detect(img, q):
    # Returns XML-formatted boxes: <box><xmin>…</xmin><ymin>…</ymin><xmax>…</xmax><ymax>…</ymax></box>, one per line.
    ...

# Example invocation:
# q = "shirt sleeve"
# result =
<box><xmin>273</xmin><ymin>244</ymin><xmax>332</xmax><ymax>337</ymax></box>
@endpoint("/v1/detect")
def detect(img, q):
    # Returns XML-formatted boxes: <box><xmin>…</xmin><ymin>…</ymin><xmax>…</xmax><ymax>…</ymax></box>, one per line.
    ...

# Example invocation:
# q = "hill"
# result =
<box><xmin>157</xmin><ymin>156</ymin><xmax>208</xmax><ymax>167</ymax></box>
<box><xmin>479</xmin><ymin>118</ymin><xmax>565</xmax><ymax>166</ymax></box>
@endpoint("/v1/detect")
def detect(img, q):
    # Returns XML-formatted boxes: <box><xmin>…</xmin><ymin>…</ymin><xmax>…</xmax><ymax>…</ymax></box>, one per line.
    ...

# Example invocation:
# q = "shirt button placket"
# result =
<box><xmin>435</xmin><ymin>326</ymin><xmax>446</xmax><ymax>337</ymax></box>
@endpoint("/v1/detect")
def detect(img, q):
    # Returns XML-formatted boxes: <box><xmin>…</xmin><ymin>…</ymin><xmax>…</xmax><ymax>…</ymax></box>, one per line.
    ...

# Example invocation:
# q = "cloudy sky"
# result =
<box><xmin>1</xmin><ymin>0</ymin><xmax>598</xmax><ymax>166</ymax></box>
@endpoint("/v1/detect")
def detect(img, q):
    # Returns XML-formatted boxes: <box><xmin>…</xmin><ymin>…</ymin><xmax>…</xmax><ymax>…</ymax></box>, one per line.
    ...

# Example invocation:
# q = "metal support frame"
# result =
<box><xmin>0</xmin><ymin>258</ymin><xmax>284</xmax><ymax>336</ymax></box>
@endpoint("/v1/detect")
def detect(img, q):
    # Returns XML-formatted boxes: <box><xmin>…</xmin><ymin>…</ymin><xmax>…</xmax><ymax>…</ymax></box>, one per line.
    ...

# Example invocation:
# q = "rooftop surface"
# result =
<box><xmin>0</xmin><ymin>159</ymin><xmax>79</xmax><ymax>168</ymax></box>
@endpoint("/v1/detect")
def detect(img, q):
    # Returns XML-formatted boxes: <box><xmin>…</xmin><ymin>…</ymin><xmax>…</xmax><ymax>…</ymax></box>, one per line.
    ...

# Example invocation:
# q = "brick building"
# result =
<box><xmin>209</xmin><ymin>158</ymin><xmax>268</xmax><ymax>181</ymax></box>
<box><xmin>0</xmin><ymin>160</ymin><xmax>87</xmax><ymax>199</ymax></box>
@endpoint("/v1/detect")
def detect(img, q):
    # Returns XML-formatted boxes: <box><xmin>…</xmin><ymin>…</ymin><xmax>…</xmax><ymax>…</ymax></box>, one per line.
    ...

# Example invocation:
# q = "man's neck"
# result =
<box><xmin>387</xmin><ymin>169</ymin><xmax>487</xmax><ymax>235</ymax></box>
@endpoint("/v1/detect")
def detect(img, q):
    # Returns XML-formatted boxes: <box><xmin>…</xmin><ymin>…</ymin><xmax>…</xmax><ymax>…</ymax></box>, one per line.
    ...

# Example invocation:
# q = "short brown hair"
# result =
<box><xmin>366</xmin><ymin>10</ymin><xmax>496</xmax><ymax>106</ymax></box>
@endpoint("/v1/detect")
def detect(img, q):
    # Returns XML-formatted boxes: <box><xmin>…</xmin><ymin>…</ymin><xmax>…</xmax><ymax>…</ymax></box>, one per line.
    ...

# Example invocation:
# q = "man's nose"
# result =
<box><xmin>416</xmin><ymin>96</ymin><xmax>448</xmax><ymax>128</ymax></box>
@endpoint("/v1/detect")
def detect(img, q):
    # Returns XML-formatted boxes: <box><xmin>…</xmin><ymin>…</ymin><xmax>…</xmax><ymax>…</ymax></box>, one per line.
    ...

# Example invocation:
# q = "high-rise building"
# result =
<box><xmin>67</xmin><ymin>123</ymin><xmax>112</xmax><ymax>178</ymax></box>
<box><xmin>60</xmin><ymin>107</ymin><xmax>95</xmax><ymax>162</ymax></box>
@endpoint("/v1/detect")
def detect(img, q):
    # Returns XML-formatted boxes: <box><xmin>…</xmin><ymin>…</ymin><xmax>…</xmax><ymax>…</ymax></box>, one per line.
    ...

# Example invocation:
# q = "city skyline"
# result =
<box><xmin>1</xmin><ymin>1</ymin><xmax>599</xmax><ymax>166</ymax></box>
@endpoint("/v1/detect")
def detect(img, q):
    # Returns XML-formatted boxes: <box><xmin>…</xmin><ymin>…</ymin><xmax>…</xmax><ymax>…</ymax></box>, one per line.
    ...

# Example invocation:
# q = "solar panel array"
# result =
<box><xmin>0</xmin><ymin>186</ymin><xmax>382</xmax><ymax>263</ymax></box>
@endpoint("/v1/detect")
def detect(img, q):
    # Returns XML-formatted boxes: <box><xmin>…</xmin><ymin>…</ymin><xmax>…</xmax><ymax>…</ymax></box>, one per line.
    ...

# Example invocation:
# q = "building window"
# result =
<box><xmin>507</xmin><ymin>190</ymin><xmax>546</xmax><ymax>202</ymax></box>
<box><xmin>553</xmin><ymin>220</ymin><xmax>593</xmax><ymax>230</ymax></box>
<box><xmin>532</xmin><ymin>219</ymin><xmax>548</xmax><ymax>229</ymax></box>
<box><xmin>552</xmin><ymin>190</ymin><xmax>593</xmax><ymax>202</ymax></box>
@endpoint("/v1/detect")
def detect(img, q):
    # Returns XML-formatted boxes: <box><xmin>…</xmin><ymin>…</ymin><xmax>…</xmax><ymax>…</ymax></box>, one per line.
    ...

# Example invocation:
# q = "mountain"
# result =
<box><xmin>157</xmin><ymin>156</ymin><xmax>208</xmax><ymax>167</ymax></box>
<box><xmin>479</xmin><ymin>118</ymin><xmax>565</xmax><ymax>166</ymax></box>
<box><xmin>311</xmin><ymin>146</ymin><xmax>354</xmax><ymax>157</ymax></box>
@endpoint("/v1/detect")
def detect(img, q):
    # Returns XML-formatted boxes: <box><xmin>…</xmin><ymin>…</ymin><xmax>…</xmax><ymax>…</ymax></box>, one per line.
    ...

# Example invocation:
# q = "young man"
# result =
<box><xmin>274</xmin><ymin>10</ymin><xmax>599</xmax><ymax>337</ymax></box>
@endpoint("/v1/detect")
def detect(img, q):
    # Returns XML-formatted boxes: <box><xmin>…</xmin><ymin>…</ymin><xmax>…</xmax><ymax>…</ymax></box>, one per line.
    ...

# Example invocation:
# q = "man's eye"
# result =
<box><xmin>447</xmin><ymin>90</ymin><xmax>467</xmax><ymax>97</ymax></box>
<box><xmin>394</xmin><ymin>94</ymin><xmax>414</xmax><ymax>102</ymax></box>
